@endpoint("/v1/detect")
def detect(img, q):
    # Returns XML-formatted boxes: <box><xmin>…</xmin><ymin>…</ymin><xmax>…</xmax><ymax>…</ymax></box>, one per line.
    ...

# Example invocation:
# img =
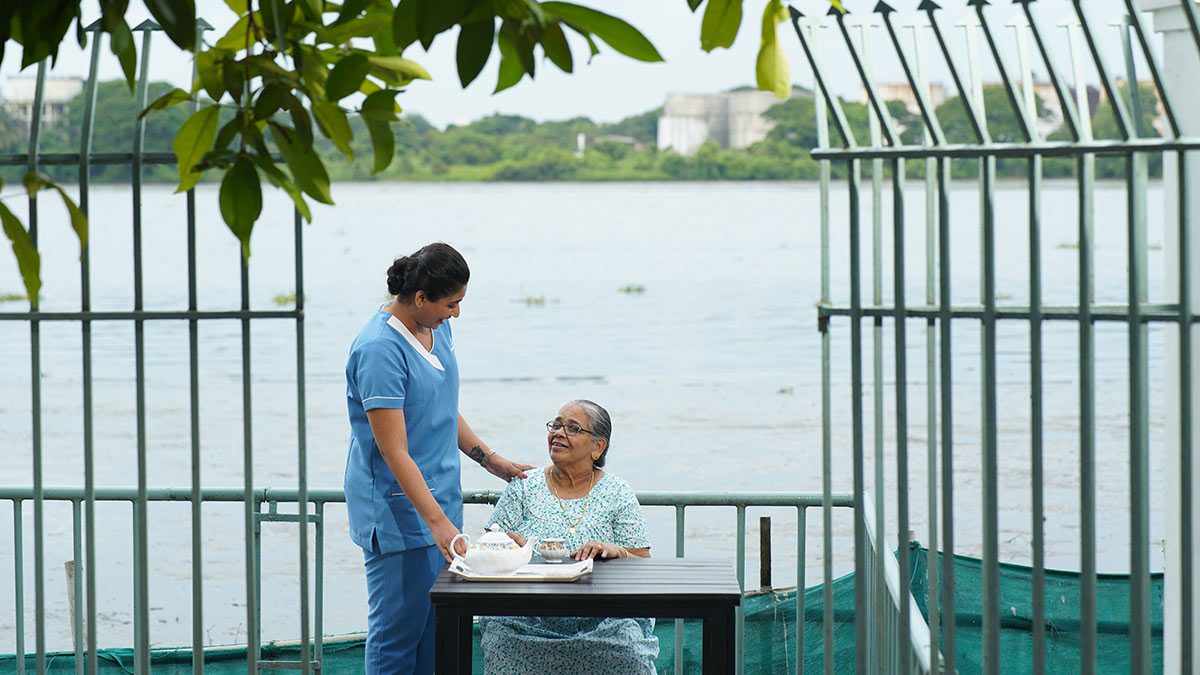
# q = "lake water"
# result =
<box><xmin>0</xmin><ymin>180</ymin><xmax>1169</xmax><ymax>650</ymax></box>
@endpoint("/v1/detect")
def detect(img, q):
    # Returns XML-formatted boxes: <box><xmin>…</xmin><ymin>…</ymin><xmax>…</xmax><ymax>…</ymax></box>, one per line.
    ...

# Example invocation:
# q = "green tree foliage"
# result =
<box><xmin>3</xmin><ymin>0</ymin><xmax>820</xmax><ymax>307</ymax></box>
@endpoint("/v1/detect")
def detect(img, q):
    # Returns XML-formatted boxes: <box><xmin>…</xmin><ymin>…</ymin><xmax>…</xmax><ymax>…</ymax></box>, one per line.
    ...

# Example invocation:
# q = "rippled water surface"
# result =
<box><xmin>0</xmin><ymin>180</ymin><xmax>1169</xmax><ymax>649</ymax></box>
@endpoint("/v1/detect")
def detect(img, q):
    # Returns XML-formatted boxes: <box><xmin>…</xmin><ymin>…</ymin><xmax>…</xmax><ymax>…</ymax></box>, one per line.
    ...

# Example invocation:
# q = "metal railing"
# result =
<box><xmin>1</xmin><ymin>486</ymin><xmax>858</xmax><ymax>673</ymax></box>
<box><xmin>793</xmin><ymin>1</ymin><xmax>1200</xmax><ymax>673</ymax></box>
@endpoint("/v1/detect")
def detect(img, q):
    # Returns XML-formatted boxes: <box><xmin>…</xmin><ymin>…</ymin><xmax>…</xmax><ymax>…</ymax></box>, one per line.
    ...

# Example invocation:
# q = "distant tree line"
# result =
<box><xmin>0</xmin><ymin>79</ymin><xmax>1162</xmax><ymax>184</ymax></box>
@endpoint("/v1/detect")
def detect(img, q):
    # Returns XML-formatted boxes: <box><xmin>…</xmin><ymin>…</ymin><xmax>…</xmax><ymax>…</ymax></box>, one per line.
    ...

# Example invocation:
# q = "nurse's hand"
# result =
<box><xmin>432</xmin><ymin>519</ymin><xmax>466</xmax><ymax>563</ymax></box>
<box><xmin>485</xmin><ymin>454</ymin><xmax>534</xmax><ymax>482</ymax></box>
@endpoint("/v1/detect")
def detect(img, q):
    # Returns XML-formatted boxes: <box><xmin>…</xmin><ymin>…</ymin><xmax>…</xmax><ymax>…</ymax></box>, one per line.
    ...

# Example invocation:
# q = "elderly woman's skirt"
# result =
<box><xmin>479</xmin><ymin>615</ymin><xmax>658</xmax><ymax>674</ymax></box>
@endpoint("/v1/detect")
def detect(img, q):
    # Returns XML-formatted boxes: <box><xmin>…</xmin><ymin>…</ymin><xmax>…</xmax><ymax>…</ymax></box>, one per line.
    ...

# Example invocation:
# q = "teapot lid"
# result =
<box><xmin>477</xmin><ymin>523</ymin><xmax>518</xmax><ymax>548</ymax></box>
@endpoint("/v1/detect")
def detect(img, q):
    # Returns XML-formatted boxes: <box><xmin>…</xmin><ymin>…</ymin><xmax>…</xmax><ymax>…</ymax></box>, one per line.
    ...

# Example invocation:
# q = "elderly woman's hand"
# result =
<box><xmin>572</xmin><ymin>541</ymin><xmax>629</xmax><ymax>561</ymax></box>
<box><xmin>504</xmin><ymin>531</ymin><xmax>527</xmax><ymax>546</ymax></box>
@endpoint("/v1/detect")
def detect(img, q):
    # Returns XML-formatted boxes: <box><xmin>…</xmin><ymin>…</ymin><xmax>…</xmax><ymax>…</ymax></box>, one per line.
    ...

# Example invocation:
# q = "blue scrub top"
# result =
<box><xmin>344</xmin><ymin>310</ymin><xmax>463</xmax><ymax>554</ymax></box>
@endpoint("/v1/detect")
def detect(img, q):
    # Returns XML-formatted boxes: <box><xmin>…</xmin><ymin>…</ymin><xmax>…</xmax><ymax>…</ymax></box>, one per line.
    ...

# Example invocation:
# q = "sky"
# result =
<box><xmin>0</xmin><ymin>0</ymin><xmax>1156</xmax><ymax>129</ymax></box>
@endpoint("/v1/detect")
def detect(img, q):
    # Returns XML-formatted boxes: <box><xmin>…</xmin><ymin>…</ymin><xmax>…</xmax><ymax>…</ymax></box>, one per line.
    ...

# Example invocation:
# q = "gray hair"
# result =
<box><xmin>566</xmin><ymin>399</ymin><xmax>612</xmax><ymax>468</ymax></box>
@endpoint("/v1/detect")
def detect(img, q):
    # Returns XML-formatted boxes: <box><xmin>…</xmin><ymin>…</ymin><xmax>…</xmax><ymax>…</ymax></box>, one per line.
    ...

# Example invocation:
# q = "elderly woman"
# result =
<box><xmin>479</xmin><ymin>400</ymin><xmax>658</xmax><ymax>674</ymax></box>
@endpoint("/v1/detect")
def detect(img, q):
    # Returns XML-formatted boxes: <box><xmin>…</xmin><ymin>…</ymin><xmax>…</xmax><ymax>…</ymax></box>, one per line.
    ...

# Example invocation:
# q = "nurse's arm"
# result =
<box><xmin>366</xmin><ymin>408</ymin><xmax>463</xmax><ymax>561</ymax></box>
<box><xmin>457</xmin><ymin>414</ymin><xmax>533</xmax><ymax>481</ymax></box>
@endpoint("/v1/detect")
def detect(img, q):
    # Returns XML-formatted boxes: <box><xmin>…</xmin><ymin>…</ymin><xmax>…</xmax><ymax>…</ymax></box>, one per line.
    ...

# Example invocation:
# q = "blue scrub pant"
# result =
<box><xmin>364</xmin><ymin>542</ymin><xmax>445</xmax><ymax>674</ymax></box>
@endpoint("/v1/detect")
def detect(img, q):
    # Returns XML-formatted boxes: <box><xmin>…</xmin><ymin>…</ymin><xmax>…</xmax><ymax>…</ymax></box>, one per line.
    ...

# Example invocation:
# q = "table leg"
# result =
<box><xmin>435</xmin><ymin>609</ymin><xmax>473</xmax><ymax>675</ymax></box>
<box><xmin>702</xmin><ymin>608</ymin><xmax>735</xmax><ymax>675</ymax></box>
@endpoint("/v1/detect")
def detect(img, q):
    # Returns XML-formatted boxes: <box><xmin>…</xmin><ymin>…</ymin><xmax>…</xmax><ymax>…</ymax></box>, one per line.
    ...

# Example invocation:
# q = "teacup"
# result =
<box><xmin>537</xmin><ymin>538</ymin><xmax>569</xmax><ymax>563</ymax></box>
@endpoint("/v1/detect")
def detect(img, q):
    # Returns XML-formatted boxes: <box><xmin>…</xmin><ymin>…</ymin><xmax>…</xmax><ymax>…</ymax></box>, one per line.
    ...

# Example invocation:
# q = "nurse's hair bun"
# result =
<box><xmin>386</xmin><ymin>243</ymin><xmax>470</xmax><ymax>301</ymax></box>
<box><xmin>386</xmin><ymin>256</ymin><xmax>411</xmax><ymax>296</ymax></box>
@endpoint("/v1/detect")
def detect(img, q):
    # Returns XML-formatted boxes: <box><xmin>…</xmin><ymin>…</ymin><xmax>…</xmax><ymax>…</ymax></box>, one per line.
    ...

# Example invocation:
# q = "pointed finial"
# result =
<box><xmin>827</xmin><ymin>4</ymin><xmax>849</xmax><ymax>16</ymax></box>
<box><xmin>134</xmin><ymin>19</ymin><xmax>160</xmax><ymax>31</ymax></box>
<box><xmin>196</xmin><ymin>18</ymin><xmax>214</xmax><ymax>31</ymax></box>
<box><xmin>966</xmin><ymin>0</ymin><xmax>990</xmax><ymax>7</ymax></box>
<box><xmin>789</xmin><ymin>5</ymin><xmax>804</xmax><ymax>20</ymax></box>
<box><xmin>875</xmin><ymin>1</ymin><xmax>896</xmax><ymax>14</ymax></box>
<box><xmin>918</xmin><ymin>0</ymin><xmax>942</xmax><ymax>10</ymax></box>
<box><xmin>84</xmin><ymin>19</ymin><xmax>103</xmax><ymax>32</ymax></box>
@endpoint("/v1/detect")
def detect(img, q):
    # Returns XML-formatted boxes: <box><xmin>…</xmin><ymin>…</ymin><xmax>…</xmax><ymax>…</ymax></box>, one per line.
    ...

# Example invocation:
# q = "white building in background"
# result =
<box><xmin>657</xmin><ymin>89</ymin><xmax>797</xmax><ymax>156</ymax></box>
<box><xmin>1</xmin><ymin>76</ymin><xmax>84</xmax><ymax>127</ymax></box>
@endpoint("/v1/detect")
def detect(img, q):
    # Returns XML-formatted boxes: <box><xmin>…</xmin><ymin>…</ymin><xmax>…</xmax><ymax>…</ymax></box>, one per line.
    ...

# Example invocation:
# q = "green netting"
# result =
<box><xmin>909</xmin><ymin>544</ymin><xmax>1165</xmax><ymax>675</ymax></box>
<box><xmin>0</xmin><ymin>546</ymin><xmax>1163</xmax><ymax>674</ymax></box>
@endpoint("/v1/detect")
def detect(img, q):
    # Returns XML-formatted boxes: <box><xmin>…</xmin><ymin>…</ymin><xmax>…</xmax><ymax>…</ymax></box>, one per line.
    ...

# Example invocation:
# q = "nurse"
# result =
<box><xmin>344</xmin><ymin>242</ymin><xmax>533</xmax><ymax>674</ymax></box>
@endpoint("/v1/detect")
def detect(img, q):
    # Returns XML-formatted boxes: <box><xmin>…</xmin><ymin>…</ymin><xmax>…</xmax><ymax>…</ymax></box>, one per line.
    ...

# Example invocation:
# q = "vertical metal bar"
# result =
<box><xmin>797</xmin><ymin>506</ymin><xmax>806</xmax><ymax>675</ymax></box>
<box><xmin>909</xmin><ymin>20</ymin><xmax>940</xmax><ymax>668</ymax></box>
<box><xmin>1120</xmin><ymin>24</ymin><xmax>1150</xmax><ymax>670</ymax></box>
<box><xmin>1127</xmin><ymin>152</ymin><xmax>1153</xmax><ymax>674</ymax></box>
<box><xmin>858</xmin><ymin>22</ymin><xmax>887</xmax><ymax>673</ymax></box>
<box><xmin>835</xmin><ymin>12</ymin><xmax>899</xmax><ymax>146</ymax></box>
<box><xmin>1183</xmin><ymin>0</ymin><xmax>1200</xmax><ymax>56</ymax></box>
<box><xmin>1078</xmin><ymin>149</ymin><xmax>1098</xmax><ymax>674</ymax></box>
<box><xmin>78</xmin><ymin>23</ymin><xmax>103</xmax><ymax>675</ymax></box>
<box><xmin>675</xmin><ymin>505</ymin><xmax>685</xmax><ymax>675</ymax></box>
<box><xmin>881</xmin><ymin>8</ymin><xmax>946</xmax><ymax>145</ymax></box>
<box><xmin>1028</xmin><ymin>151</ymin><xmax>1047</xmax><ymax>675</ymax></box>
<box><xmin>892</xmin><ymin>158</ymin><xmax>912</xmax><ymax>675</ymax></box>
<box><xmin>804</xmin><ymin>19</ymin><xmax>836</xmax><ymax>675</ymax></box>
<box><xmin>980</xmin><ymin>155</ymin><xmax>1000</xmax><ymax>675</ymax></box>
<box><xmin>254</xmin><ymin>499</ymin><xmax>264</xmax><ymax>656</ymax></box>
<box><xmin>186</xmin><ymin>24</ymin><xmax>205</xmax><ymax>675</ymax></box>
<box><xmin>937</xmin><ymin>157</ymin><xmax>957</xmax><ymax>671</ymax></box>
<box><xmin>72</xmin><ymin>500</ymin><xmax>83</xmax><ymax>675</ymax></box>
<box><xmin>1178</xmin><ymin>149</ymin><xmax>1193</xmax><ymax>675</ymax></box>
<box><xmin>242</xmin><ymin>210</ymin><xmax>258</xmax><ymax>674</ymax></box>
<box><xmin>294</xmin><ymin>208</ymin><xmax>311</xmax><ymax>675</ymax></box>
<box><xmin>849</xmin><ymin>157</ymin><xmax>867</xmax><ymax>675</ymax></box>
<box><xmin>736</xmin><ymin>504</ymin><xmax>746</xmax><ymax>674</ymax></box>
<box><xmin>924</xmin><ymin>4</ymin><xmax>990</xmax><ymax>144</ymax></box>
<box><xmin>314</xmin><ymin>502</ymin><xmax>325</xmax><ymax>668</ymax></box>
<box><xmin>14</xmin><ymin>501</ymin><xmax>25</xmax><ymax>675</ymax></box>
<box><xmin>27</xmin><ymin>60</ymin><xmax>47</xmax><ymax>675</ymax></box>
<box><xmin>974</xmin><ymin>4</ymin><xmax>1033</xmax><ymax>142</ymax></box>
<box><xmin>131</xmin><ymin>28</ymin><xmax>154</xmax><ymax>675</ymax></box>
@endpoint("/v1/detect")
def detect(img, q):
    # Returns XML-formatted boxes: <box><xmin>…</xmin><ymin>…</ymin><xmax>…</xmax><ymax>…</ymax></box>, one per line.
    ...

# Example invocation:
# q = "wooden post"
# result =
<box><xmin>759</xmin><ymin>516</ymin><xmax>772</xmax><ymax>590</ymax></box>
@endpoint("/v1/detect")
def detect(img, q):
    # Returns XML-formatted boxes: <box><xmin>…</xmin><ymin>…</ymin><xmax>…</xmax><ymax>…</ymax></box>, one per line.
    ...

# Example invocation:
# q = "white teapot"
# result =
<box><xmin>450</xmin><ymin>524</ymin><xmax>535</xmax><ymax>575</ymax></box>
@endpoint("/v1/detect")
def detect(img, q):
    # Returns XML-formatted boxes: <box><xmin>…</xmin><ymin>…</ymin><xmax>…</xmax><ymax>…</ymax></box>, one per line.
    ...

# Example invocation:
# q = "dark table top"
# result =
<box><xmin>430</xmin><ymin>557</ymin><xmax>742</xmax><ymax>618</ymax></box>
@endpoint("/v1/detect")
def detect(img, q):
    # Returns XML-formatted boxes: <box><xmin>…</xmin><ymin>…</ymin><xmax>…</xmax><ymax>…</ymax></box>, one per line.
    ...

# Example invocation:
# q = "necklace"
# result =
<box><xmin>549</xmin><ymin>467</ymin><xmax>594</xmax><ymax>536</ymax></box>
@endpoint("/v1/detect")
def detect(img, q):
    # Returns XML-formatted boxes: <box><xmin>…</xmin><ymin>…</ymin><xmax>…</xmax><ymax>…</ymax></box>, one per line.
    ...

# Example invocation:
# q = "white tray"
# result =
<box><xmin>449</xmin><ymin>558</ymin><xmax>593</xmax><ymax>582</ymax></box>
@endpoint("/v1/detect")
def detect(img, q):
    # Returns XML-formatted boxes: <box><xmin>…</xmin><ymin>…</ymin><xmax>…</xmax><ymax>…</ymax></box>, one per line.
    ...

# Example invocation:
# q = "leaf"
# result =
<box><xmin>22</xmin><ymin>173</ymin><xmax>88</xmax><ymax>251</ymax></box>
<box><xmin>0</xmin><ymin>203</ymin><xmax>40</xmax><ymax>309</ymax></box>
<box><xmin>219</xmin><ymin>156</ymin><xmax>261</xmax><ymax>259</ymax></box>
<box><xmin>700</xmin><ymin>0</ymin><xmax>741</xmax><ymax>52</ymax></box>
<box><xmin>755</xmin><ymin>0</ymin><xmax>789</xmax><ymax>99</ymax></box>
<box><xmin>311</xmin><ymin>100</ymin><xmax>354</xmax><ymax>160</ymax></box>
<box><xmin>456</xmin><ymin>18</ymin><xmax>495</xmax><ymax>88</ymax></box>
<box><xmin>252</xmin><ymin>83</ymin><xmax>287</xmax><ymax>120</ymax></box>
<box><xmin>224</xmin><ymin>0</ymin><xmax>249</xmax><ymax>15</ymax></box>
<box><xmin>172</xmin><ymin>105</ymin><xmax>220</xmax><ymax>192</ymax></box>
<box><xmin>416</xmin><ymin>0</ymin><xmax>470</xmax><ymax>50</ymax></box>
<box><xmin>687</xmin><ymin>0</ymin><xmax>704</xmax><ymax>11</ymax></box>
<box><xmin>216</xmin><ymin>15</ymin><xmax>251</xmax><ymax>51</ymax></box>
<box><xmin>269</xmin><ymin>122</ymin><xmax>334</xmax><ymax>204</ymax></box>
<box><xmin>362</xmin><ymin>89</ymin><xmax>399</xmax><ymax>174</ymax></box>
<box><xmin>144</xmin><ymin>0</ymin><xmax>196</xmax><ymax>50</ymax></box>
<box><xmin>336</xmin><ymin>0</ymin><xmax>371</xmax><ymax>23</ymax></box>
<box><xmin>196</xmin><ymin>48</ymin><xmax>227</xmax><ymax>101</ymax></box>
<box><xmin>112</xmin><ymin>21</ymin><xmax>138</xmax><ymax>89</ymax></box>
<box><xmin>392</xmin><ymin>0</ymin><xmax>418</xmax><ymax>50</ymax></box>
<box><xmin>542</xmin><ymin>2</ymin><xmax>663</xmax><ymax>62</ymax></box>
<box><xmin>366</xmin><ymin>56</ymin><xmax>431</xmax><ymax>80</ymax></box>
<box><xmin>541</xmin><ymin>21</ymin><xmax>573</xmax><ymax>73</ymax></box>
<box><xmin>494</xmin><ymin>24</ymin><xmax>523</xmax><ymax>93</ymax></box>
<box><xmin>139</xmin><ymin>87</ymin><xmax>191</xmax><ymax>119</ymax></box>
<box><xmin>260</xmin><ymin>0</ymin><xmax>293</xmax><ymax>44</ymax></box>
<box><xmin>326</xmin><ymin>53</ymin><xmax>370</xmax><ymax>101</ymax></box>
<box><xmin>249</xmin><ymin>152</ymin><xmax>312</xmax><ymax>222</ymax></box>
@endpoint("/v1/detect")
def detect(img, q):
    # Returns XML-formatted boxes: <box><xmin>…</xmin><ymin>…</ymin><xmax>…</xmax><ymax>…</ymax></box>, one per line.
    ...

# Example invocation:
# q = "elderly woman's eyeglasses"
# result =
<box><xmin>546</xmin><ymin>421</ymin><xmax>594</xmax><ymax>436</ymax></box>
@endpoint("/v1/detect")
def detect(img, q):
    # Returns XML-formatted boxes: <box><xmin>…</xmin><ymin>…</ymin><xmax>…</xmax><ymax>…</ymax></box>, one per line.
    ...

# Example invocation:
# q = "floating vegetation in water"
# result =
<box><xmin>517</xmin><ymin>295</ymin><xmax>547</xmax><ymax>306</ymax></box>
<box><xmin>618</xmin><ymin>284</ymin><xmax>646</xmax><ymax>294</ymax></box>
<box><xmin>0</xmin><ymin>292</ymin><xmax>26</xmax><ymax>303</ymax></box>
<box><xmin>273</xmin><ymin>292</ymin><xmax>304</xmax><ymax>306</ymax></box>
<box><xmin>1056</xmin><ymin>241</ymin><xmax>1080</xmax><ymax>250</ymax></box>
<box><xmin>996</xmin><ymin>293</ymin><xmax>1013</xmax><ymax>301</ymax></box>
<box><xmin>1149</xmin><ymin>242</ymin><xmax>1163</xmax><ymax>251</ymax></box>
<box><xmin>776</xmin><ymin>386</ymin><xmax>794</xmax><ymax>395</ymax></box>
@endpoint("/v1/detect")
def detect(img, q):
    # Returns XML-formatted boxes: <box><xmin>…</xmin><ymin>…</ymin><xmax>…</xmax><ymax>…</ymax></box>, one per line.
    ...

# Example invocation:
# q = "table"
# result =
<box><xmin>430</xmin><ymin>557</ymin><xmax>741</xmax><ymax>674</ymax></box>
